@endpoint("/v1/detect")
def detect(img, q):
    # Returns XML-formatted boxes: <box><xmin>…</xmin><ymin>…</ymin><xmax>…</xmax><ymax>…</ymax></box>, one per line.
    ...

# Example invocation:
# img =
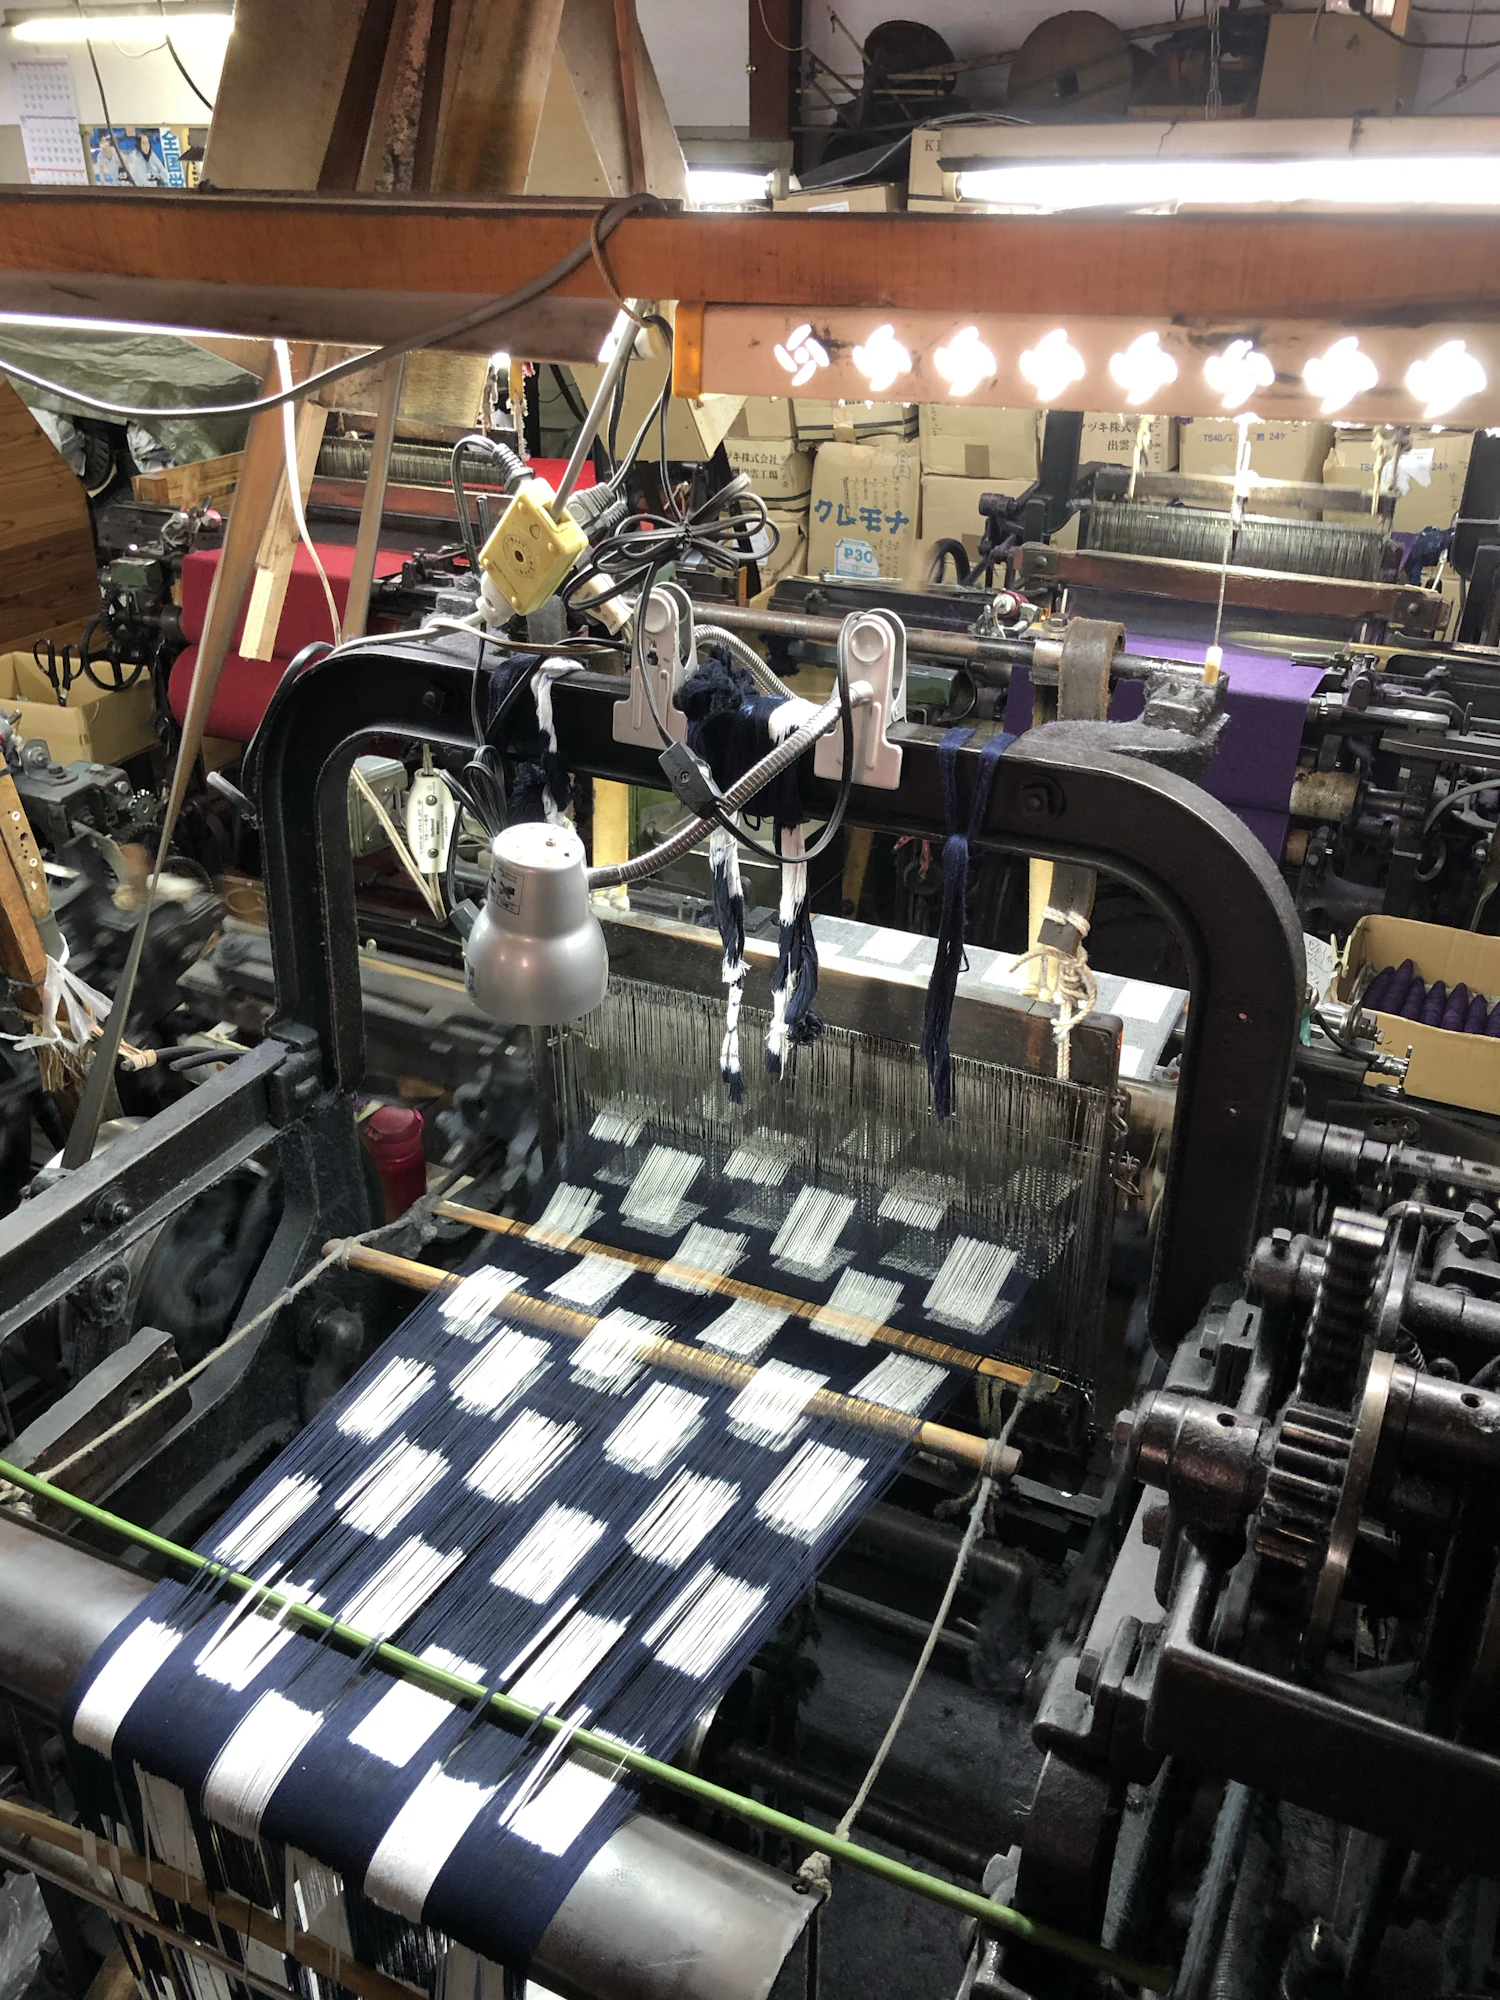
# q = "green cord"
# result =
<box><xmin>0</xmin><ymin>1456</ymin><xmax>1174</xmax><ymax>1995</ymax></box>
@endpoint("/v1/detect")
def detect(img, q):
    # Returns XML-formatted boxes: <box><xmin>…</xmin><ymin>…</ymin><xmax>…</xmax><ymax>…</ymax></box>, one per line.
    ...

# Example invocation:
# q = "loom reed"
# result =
<box><xmin>329</xmin><ymin>1240</ymin><xmax>1019</xmax><ymax>1478</ymax></box>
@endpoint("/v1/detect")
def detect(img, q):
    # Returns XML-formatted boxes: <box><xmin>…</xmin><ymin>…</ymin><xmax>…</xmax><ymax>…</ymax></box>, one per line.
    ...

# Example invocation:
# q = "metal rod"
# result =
<box><xmin>705</xmin><ymin>601</ymin><xmax>1030</xmax><ymax>671</ymax></box>
<box><xmin>0</xmin><ymin>1454</ymin><xmax>1174</xmax><ymax>1994</ymax></box>
<box><xmin>433</xmin><ymin>1198</ymin><xmax>1046</xmax><ymax>1391</ymax></box>
<box><xmin>331</xmin><ymin>1239</ymin><xmax>1017</xmax><ymax>1477</ymax></box>
<box><xmin>554</xmin><ymin>297</ymin><xmax>642</xmax><ymax>511</ymax></box>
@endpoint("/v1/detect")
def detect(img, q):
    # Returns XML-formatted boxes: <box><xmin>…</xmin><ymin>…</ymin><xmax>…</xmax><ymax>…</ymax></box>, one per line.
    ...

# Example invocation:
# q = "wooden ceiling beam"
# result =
<box><xmin>3</xmin><ymin>192</ymin><xmax>1500</xmax><ymax>340</ymax></box>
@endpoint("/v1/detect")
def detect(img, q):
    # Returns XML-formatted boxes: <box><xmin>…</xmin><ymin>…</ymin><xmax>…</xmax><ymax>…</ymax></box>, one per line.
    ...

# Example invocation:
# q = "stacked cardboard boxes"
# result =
<box><xmin>1322</xmin><ymin>428</ymin><xmax>1473</xmax><ymax>534</ymax></box>
<box><xmin>1178</xmin><ymin>419</ymin><xmax>1334</xmax><ymax>516</ymax></box>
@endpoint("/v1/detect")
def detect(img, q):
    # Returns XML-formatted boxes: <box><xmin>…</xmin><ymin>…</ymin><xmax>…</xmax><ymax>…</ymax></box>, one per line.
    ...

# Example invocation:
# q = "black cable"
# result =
<box><xmin>162</xmin><ymin>32</ymin><xmax>215</xmax><ymax>111</ymax></box>
<box><xmin>81</xmin><ymin>21</ymin><xmax>114</xmax><ymax>133</ymax></box>
<box><xmin>450</xmin><ymin>434</ymin><xmax>524</xmax><ymax>570</ymax></box>
<box><xmin>550</xmin><ymin>363</ymin><xmax>589</xmax><ymax>426</ymax></box>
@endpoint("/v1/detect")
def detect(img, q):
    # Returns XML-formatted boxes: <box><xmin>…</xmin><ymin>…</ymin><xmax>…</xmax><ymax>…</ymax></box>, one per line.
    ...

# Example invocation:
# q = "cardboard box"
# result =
<box><xmin>723</xmin><ymin>436</ymin><xmax>813</xmax><ymax>505</ymax></box>
<box><xmin>808</xmin><ymin>441</ymin><xmax>921</xmax><ymax>581</ymax></box>
<box><xmin>0</xmin><ymin>652</ymin><xmax>156</xmax><ymax>767</ymax></box>
<box><xmin>1080</xmin><ymin>412</ymin><xmax>1178</xmax><ymax>473</ymax></box>
<box><xmin>919</xmin><ymin>404</ymin><xmax>1040</xmax><ymax>480</ymax></box>
<box><xmin>1255</xmin><ymin>9</ymin><xmax>1422</xmax><ymax>118</ymax></box>
<box><xmin>760</xmin><ymin>506</ymin><xmax>809</xmax><ymax>588</ymax></box>
<box><xmin>1178</xmin><ymin>419</ymin><xmax>1334</xmax><ymax>512</ymax></box>
<box><xmin>796</xmin><ymin>400</ymin><xmax>917</xmax><ymax>444</ymax></box>
<box><xmin>569</xmin><ymin>354</ymin><xmax>742</xmax><ymax>462</ymax></box>
<box><xmin>1335</xmin><ymin>914</ymin><xmax>1500</xmax><ymax>1114</ymax></box>
<box><xmin>921</xmin><ymin>474</ymin><xmax>1001</xmax><ymax>562</ymax></box>
<box><xmin>1323</xmin><ymin>428</ymin><xmax>1473</xmax><ymax>534</ymax></box>
<box><xmin>774</xmin><ymin>183</ymin><xmax>903</xmax><ymax>212</ymax></box>
<box><xmin>731</xmin><ymin>397</ymin><xmax>798</xmax><ymax>441</ymax></box>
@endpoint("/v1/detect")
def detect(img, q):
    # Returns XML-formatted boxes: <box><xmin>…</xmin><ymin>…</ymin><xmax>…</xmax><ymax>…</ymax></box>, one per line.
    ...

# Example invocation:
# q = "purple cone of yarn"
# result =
<box><xmin>1363</xmin><ymin>965</ymin><xmax>1396</xmax><ymax>1010</ymax></box>
<box><xmin>1386</xmin><ymin>959</ymin><xmax>1417</xmax><ymax>1012</ymax></box>
<box><xmin>1442</xmin><ymin>982</ymin><xmax>1471</xmax><ymax>1032</ymax></box>
<box><xmin>1402</xmin><ymin>978</ymin><xmax>1428</xmax><ymax>1021</ymax></box>
<box><xmin>1465</xmin><ymin>992</ymin><xmax>1489</xmax><ymax>1034</ymax></box>
<box><xmin>1421</xmin><ymin>980</ymin><xmax>1448</xmax><ymax>1027</ymax></box>
<box><xmin>1488</xmin><ymin>1000</ymin><xmax>1500</xmax><ymax>1037</ymax></box>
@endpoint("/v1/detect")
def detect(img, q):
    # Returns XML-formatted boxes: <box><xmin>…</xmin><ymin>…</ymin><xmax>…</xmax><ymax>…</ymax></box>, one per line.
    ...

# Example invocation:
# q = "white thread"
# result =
<box><xmin>811</xmin><ymin>1268</ymin><xmax>903</xmax><ymax>1344</ymax></box>
<box><xmin>757</xmin><ymin>1441</ymin><xmax>868</xmax><ymax>1542</ymax></box>
<box><xmin>341</xmin><ymin>1537</ymin><xmax>463</xmax><ymax>1639</ymax></box>
<box><xmin>509</xmin><ymin>1611</ymin><xmax>626</xmax><ymax>1711</ymax></box>
<box><xmin>136</xmin><ymin>1770</ymin><xmax>200</xmax><ymax>1881</ymax></box>
<box><xmin>923</xmin><ymin>1236</ymin><xmax>1018</xmax><ymax>1334</ymax></box>
<box><xmin>546</xmin><ymin>1254</ymin><xmax>634</xmax><ymax>1309</ymax></box>
<box><xmin>202</xmin><ymin>1691</ymin><xmax>323</xmax><ymax>1837</ymax></box>
<box><xmin>337</xmin><ymin>1439</ymin><xmax>448</xmax><ymax>1538</ymax></box>
<box><xmin>569</xmin><ymin>1309</ymin><xmax>663</xmax><ymax>1393</ymax></box>
<box><xmin>337</xmin><ymin>1357</ymin><xmax>434</xmax><ymax>1441</ymax></box>
<box><xmin>626</xmin><ymin>1469</ymin><xmax>739</xmax><ymax>1568</ymax></box>
<box><xmin>771</xmin><ymin>1185</ymin><xmax>855</xmax><ymax>1277</ymax></box>
<box><xmin>215</xmin><ymin>1474</ymin><xmax>320</xmax><ymax>1569</ymax></box>
<box><xmin>727</xmin><ymin>1359</ymin><xmax>827</xmax><ymax>1447</ymax></box>
<box><xmin>647</xmin><ymin>1566</ymin><xmax>767</xmax><ymax>1679</ymax></box>
<box><xmin>451</xmin><ymin>1326</ymin><xmax>551</xmax><ymax>1416</ymax></box>
<box><xmin>658</xmin><ymin>1222</ymin><xmax>748</xmax><ymax>1294</ymax></box>
<box><xmin>73</xmin><ymin>1619</ymin><xmax>182</xmax><ymax>1754</ymax></box>
<box><xmin>699</xmin><ymin>1296</ymin><xmax>787</xmax><ymax>1363</ymax></box>
<box><xmin>348</xmin><ymin>1644</ymin><xmax>482</xmax><ymax>1769</ymax></box>
<box><xmin>621</xmin><ymin>1145</ymin><xmax>703</xmax><ymax>1231</ymax></box>
<box><xmin>363</xmin><ymin>1767</ymin><xmax>499</xmax><ymax>1921</ymax></box>
<box><xmin>508</xmin><ymin>1756</ymin><xmax>619</xmax><ymax>1857</ymax></box>
<box><xmin>853</xmin><ymin>1351</ymin><xmax>947</xmax><ymax>1414</ymax></box>
<box><xmin>492</xmin><ymin>1504</ymin><xmax>606</xmax><ymax>1604</ymax></box>
<box><xmin>878</xmin><ymin>1173</ymin><xmax>955</xmax><ymax>1232</ymax></box>
<box><xmin>194</xmin><ymin>1582</ymin><xmax>318</xmax><ymax>1693</ymax></box>
<box><xmin>439</xmin><ymin>1267</ymin><xmax>526</xmax><ymax>1340</ymax></box>
<box><xmin>499</xmin><ymin>1593</ymin><xmax>580</xmax><ymax>1685</ymax></box>
<box><xmin>467</xmin><ymin>1409</ymin><xmax>577</xmax><ymax>1505</ymax></box>
<box><xmin>534</xmin><ymin>1183</ymin><xmax>603</xmax><ymax>1242</ymax></box>
<box><xmin>604</xmin><ymin>1380</ymin><xmax>706</xmax><ymax>1475</ymax></box>
<box><xmin>724</xmin><ymin>1142</ymin><xmax>788</xmax><ymax>1187</ymax></box>
<box><xmin>589</xmin><ymin>1107</ymin><xmax>645</xmax><ymax>1146</ymax></box>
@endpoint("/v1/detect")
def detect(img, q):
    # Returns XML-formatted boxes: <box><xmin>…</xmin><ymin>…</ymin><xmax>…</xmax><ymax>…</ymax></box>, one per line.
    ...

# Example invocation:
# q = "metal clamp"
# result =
<box><xmin>613</xmin><ymin>583</ymin><xmax>694</xmax><ymax>751</ymax></box>
<box><xmin>813</xmin><ymin>609</ymin><xmax>905</xmax><ymax>791</ymax></box>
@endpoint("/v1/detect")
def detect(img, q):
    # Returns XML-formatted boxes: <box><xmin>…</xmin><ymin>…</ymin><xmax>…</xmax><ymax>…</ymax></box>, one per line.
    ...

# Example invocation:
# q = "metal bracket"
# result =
<box><xmin>813</xmin><ymin>609</ymin><xmax>905</xmax><ymax>791</ymax></box>
<box><xmin>613</xmin><ymin>583</ymin><xmax>694</xmax><ymax>751</ymax></box>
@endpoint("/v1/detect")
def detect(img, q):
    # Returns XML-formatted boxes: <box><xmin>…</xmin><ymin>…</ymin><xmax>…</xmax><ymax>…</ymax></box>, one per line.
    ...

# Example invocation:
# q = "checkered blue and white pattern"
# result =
<box><xmin>64</xmin><ymin>1123</ymin><xmax>1034</xmax><ymax>1992</ymax></box>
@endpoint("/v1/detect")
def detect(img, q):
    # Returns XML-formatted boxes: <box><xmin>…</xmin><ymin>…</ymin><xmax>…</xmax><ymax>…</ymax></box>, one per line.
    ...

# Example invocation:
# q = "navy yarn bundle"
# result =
<box><xmin>921</xmin><ymin>727</ymin><xmax>1014</xmax><ymax>1121</ymax></box>
<box><xmin>676</xmin><ymin>647</ymin><xmax>824</xmax><ymax>1088</ymax></box>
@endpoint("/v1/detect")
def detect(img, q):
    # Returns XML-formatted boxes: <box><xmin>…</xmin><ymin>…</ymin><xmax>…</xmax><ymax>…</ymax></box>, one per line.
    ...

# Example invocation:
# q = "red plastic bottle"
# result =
<box><xmin>364</xmin><ymin>1104</ymin><xmax>427</xmax><ymax>1220</ymax></box>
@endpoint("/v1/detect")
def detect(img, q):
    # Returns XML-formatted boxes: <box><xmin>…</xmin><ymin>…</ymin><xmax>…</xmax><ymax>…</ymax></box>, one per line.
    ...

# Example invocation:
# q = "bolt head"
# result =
<box><xmin>1456</xmin><ymin>1221</ymin><xmax>1490</xmax><ymax>1259</ymax></box>
<box><xmin>1271</xmin><ymin>1226</ymin><xmax>1293</xmax><ymax>1254</ymax></box>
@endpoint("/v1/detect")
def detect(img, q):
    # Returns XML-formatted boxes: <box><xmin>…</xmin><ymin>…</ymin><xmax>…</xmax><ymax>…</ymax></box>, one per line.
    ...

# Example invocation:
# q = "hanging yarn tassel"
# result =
<box><xmin>709</xmin><ymin>823</ymin><xmax>748</xmax><ymax>1101</ymax></box>
<box><xmin>764</xmin><ymin>701</ymin><xmax>823</xmax><ymax>1077</ymax></box>
<box><xmin>920</xmin><ymin>727</ymin><xmax>1013</xmax><ymax>1121</ymax></box>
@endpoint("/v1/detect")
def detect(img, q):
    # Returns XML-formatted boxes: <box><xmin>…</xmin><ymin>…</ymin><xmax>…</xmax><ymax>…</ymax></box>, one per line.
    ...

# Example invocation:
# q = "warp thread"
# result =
<box><xmin>920</xmin><ymin>727</ymin><xmax>1013</xmax><ymax>1121</ymax></box>
<box><xmin>485</xmin><ymin>654</ymin><xmax>574</xmax><ymax>825</ymax></box>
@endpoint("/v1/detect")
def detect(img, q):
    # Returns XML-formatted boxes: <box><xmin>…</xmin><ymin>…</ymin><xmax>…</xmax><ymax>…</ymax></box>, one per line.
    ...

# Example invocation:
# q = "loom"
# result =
<box><xmin>0</xmin><ymin>602</ymin><xmax>1304</xmax><ymax>2000</ymax></box>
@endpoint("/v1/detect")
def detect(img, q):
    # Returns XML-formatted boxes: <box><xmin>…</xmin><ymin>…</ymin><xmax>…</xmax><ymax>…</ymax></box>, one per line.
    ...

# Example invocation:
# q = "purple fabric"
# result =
<box><xmin>1003</xmin><ymin>637</ymin><xmax>1323</xmax><ymax>859</ymax></box>
<box><xmin>1402</xmin><ymin>978</ymin><xmax>1429</xmax><ymax>1021</ymax></box>
<box><xmin>1442</xmin><ymin>982</ymin><xmax>1470</xmax><ymax>1033</ymax></box>
<box><xmin>1465</xmin><ymin>992</ymin><xmax>1489</xmax><ymax>1034</ymax></box>
<box><xmin>1422</xmin><ymin>979</ymin><xmax>1449</xmax><ymax>1027</ymax></box>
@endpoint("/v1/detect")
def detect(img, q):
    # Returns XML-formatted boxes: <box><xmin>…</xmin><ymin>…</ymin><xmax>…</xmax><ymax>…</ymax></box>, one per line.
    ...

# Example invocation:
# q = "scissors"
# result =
<box><xmin>31</xmin><ymin>638</ymin><xmax>82</xmax><ymax>706</ymax></box>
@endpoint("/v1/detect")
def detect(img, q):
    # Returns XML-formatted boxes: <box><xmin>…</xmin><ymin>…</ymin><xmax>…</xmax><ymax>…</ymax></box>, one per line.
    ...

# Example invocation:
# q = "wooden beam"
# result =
<box><xmin>432</xmin><ymin>0</ymin><xmax>566</xmax><ymax>193</ymax></box>
<box><xmin>0</xmin><ymin>378</ymin><xmax>100</xmax><ymax>656</ymax></box>
<box><xmin>557</xmin><ymin>0</ymin><xmax>687</xmax><ymax>200</ymax></box>
<box><xmin>748</xmin><ymin>0</ymin><xmax>801</xmax><ymax>142</ymax></box>
<box><xmin>5</xmin><ymin>193</ymin><xmax>1500</xmax><ymax>334</ymax></box>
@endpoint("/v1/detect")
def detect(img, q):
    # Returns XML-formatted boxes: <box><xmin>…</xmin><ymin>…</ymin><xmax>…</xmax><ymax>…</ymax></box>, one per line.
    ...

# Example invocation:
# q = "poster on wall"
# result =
<box><xmin>88</xmin><ymin>125</ymin><xmax>186</xmax><ymax>187</ymax></box>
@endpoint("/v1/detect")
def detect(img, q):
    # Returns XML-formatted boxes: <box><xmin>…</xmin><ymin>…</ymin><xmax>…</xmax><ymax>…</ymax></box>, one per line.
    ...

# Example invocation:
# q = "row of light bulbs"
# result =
<box><xmin>771</xmin><ymin>322</ymin><xmax>1488</xmax><ymax>421</ymax></box>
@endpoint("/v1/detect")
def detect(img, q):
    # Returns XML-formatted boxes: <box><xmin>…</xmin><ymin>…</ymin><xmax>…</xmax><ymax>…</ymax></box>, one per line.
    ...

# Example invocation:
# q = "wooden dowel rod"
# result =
<box><xmin>329</xmin><ymin>1240</ymin><xmax>1019</xmax><ymax>1479</ymax></box>
<box><xmin>0</xmin><ymin>1797</ymin><xmax>414</xmax><ymax>2000</ymax></box>
<box><xmin>432</xmin><ymin>1199</ymin><xmax>1045</xmax><ymax>1391</ymax></box>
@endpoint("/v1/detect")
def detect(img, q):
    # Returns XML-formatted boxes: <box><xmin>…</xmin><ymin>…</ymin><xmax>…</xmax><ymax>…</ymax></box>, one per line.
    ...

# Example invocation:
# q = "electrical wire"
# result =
<box><xmin>0</xmin><ymin>194</ymin><xmax>660</xmax><ymax>423</ymax></box>
<box><xmin>450</xmin><ymin>434</ymin><xmax>526</xmax><ymax>570</ymax></box>
<box><xmin>158</xmin><ymin>0</ymin><xmax>215</xmax><ymax>111</ymax></box>
<box><xmin>80</xmin><ymin>19</ymin><xmax>115</xmax><ymax>132</ymax></box>
<box><xmin>1424</xmin><ymin>776</ymin><xmax>1500</xmax><ymax>838</ymax></box>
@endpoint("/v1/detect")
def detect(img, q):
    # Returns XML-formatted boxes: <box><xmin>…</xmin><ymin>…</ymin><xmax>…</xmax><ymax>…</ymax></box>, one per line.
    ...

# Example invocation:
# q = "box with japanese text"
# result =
<box><xmin>808</xmin><ymin>441</ymin><xmax>920</xmax><ymax>580</ymax></box>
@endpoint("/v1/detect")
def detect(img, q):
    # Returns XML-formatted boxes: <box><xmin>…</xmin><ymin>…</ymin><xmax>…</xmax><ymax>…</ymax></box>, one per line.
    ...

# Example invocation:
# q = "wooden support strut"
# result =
<box><xmin>328</xmin><ymin>1239</ymin><xmax>1022</xmax><ymax>1479</ymax></box>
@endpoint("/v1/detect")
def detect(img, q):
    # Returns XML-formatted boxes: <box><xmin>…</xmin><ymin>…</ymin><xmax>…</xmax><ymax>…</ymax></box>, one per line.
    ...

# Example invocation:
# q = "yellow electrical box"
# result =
<box><xmin>478</xmin><ymin>479</ymin><xmax>589</xmax><ymax>618</ymax></box>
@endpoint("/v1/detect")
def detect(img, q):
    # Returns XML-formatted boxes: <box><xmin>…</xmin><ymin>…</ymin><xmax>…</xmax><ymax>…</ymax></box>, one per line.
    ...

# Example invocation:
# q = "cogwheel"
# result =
<box><xmin>1295</xmin><ymin>1208</ymin><xmax>1386</xmax><ymax>1414</ymax></box>
<box><xmin>1254</xmin><ymin>1402</ymin><xmax>1354</xmax><ymax>1570</ymax></box>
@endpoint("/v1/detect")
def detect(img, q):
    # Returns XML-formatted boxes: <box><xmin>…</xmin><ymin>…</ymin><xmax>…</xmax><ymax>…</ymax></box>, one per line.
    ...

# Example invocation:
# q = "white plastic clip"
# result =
<box><xmin>814</xmin><ymin>609</ymin><xmax>905</xmax><ymax>790</ymax></box>
<box><xmin>613</xmin><ymin>583</ymin><xmax>694</xmax><ymax>750</ymax></box>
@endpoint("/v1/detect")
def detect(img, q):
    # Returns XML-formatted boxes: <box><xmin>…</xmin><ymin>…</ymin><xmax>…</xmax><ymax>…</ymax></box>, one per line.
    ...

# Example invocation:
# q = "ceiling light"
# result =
<box><xmin>932</xmin><ymin>325</ymin><xmax>996</xmax><ymax>399</ymax></box>
<box><xmin>1019</xmin><ymin>328</ymin><xmax>1084</xmax><ymax>403</ymax></box>
<box><xmin>774</xmin><ymin>321</ymin><xmax>829</xmax><ymax>388</ymax></box>
<box><xmin>1406</xmin><ymin>339</ymin><xmax>1487</xmax><ymax>420</ymax></box>
<box><xmin>686</xmin><ymin>168</ymin><xmax>772</xmax><ymax>209</ymax></box>
<box><xmin>851</xmin><ymin>323</ymin><xmax>911</xmax><ymax>395</ymax></box>
<box><xmin>465</xmin><ymin>824</ymin><xmax>608</xmax><ymax>1028</ymax></box>
<box><xmin>955</xmin><ymin>155</ymin><xmax>1500</xmax><ymax>213</ymax></box>
<box><xmin>1108</xmin><ymin>331</ymin><xmax>1177</xmax><ymax>406</ymax></box>
<box><xmin>1204</xmin><ymin>339</ymin><xmax>1275</xmax><ymax>411</ymax></box>
<box><xmin>1303</xmin><ymin>336</ymin><xmax>1378</xmax><ymax>415</ymax></box>
<box><xmin>10</xmin><ymin>5</ymin><xmax>232</xmax><ymax>39</ymax></box>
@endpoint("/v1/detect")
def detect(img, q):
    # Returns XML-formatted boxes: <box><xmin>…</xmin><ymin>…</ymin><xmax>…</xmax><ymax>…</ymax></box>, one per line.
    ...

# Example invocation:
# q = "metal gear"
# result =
<box><xmin>1253</xmin><ymin>1402</ymin><xmax>1354</xmax><ymax>1570</ymax></box>
<box><xmin>1295</xmin><ymin>1208</ymin><xmax>1387</xmax><ymax>1412</ymax></box>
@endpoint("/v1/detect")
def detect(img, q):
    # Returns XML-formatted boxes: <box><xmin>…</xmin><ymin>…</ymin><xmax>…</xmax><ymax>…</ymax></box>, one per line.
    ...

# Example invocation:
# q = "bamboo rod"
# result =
<box><xmin>0</xmin><ymin>1798</ymin><xmax>413</xmax><ymax>2000</ymax></box>
<box><xmin>329</xmin><ymin>1240</ymin><xmax>1018</xmax><ymax>1479</ymax></box>
<box><xmin>0</xmin><ymin>1455</ymin><xmax>1173</xmax><ymax>1993</ymax></box>
<box><xmin>432</xmin><ymin>1199</ymin><xmax>1046</xmax><ymax>1392</ymax></box>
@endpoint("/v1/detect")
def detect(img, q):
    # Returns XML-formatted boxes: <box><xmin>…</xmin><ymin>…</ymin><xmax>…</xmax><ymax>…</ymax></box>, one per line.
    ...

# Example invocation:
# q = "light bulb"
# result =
<box><xmin>1019</xmin><ymin>329</ymin><xmax>1085</xmax><ymax>404</ymax></box>
<box><xmin>851</xmin><ymin>323</ymin><xmax>911</xmax><ymax>395</ymax></box>
<box><xmin>1108</xmin><ymin>332</ymin><xmax>1177</xmax><ymax>406</ymax></box>
<box><xmin>1204</xmin><ymin>339</ymin><xmax>1275</xmax><ymax>411</ymax></box>
<box><xmin>1406</xmin><ymin>339</ymin><xmax>1486</xmax><ymax>420</ymax></box>
<box><xmin>932</xmin><ymin>325</ymin><xmax>996</xmax><ymax>398</ymax></box>
<box><xmin>686</xmin><ymin>168</ymin><xmax>772</xmax><ymax>208</ymax></box>
<box><xmin>1303</xmin><ymin>336</ymin><xmax>1377</xmax><ymax>415</ymax></box>
<box><xmin>774</xmin><ymin>322</ymin><xmax>830</xmax><ymax>389</ymax></box>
